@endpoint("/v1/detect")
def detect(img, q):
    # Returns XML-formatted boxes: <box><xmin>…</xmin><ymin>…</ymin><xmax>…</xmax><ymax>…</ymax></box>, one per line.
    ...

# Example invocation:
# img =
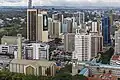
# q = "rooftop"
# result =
<box><xmin>111</xmin><ymin>55</ymin><xmax>120</xmax><ymax>61</ymax></box>
<box><xmin>11</xmin><ymin>59</ymin><xmax>56</xmax><ymax>67</ymax></box>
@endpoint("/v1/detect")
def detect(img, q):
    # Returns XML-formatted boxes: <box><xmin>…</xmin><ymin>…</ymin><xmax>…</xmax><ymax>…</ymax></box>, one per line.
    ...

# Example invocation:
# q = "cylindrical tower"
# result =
<box><xmin>17</xmin><ymin>34</ymin><xmax>22</xmax><ymax>59</ymax></box>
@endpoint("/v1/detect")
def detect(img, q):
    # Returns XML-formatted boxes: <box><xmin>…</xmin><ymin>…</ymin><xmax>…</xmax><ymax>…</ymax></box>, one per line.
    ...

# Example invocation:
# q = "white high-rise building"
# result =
<box><xmin>73</xmin><ymin>29</ymin><xmax>91</xmax><ymax>61</ymax></box>
<box><xmin>78</xmin><ymin>12</ymin><xmax>85</xmax><ymax>25</ymax></box>
<box><xmin>115</xmin><ymin>30</ymin><xmax>120</xmax><ymax>54</ymax></box>
<box><xmin>91</xmin><ymin>22</ymin><xmax>98</xmax><ymax>32</ymax></box>
<box><xmin>72</xmin><ymin>29</ymin><xmax>103</xmax><ymax>61</ymax></box>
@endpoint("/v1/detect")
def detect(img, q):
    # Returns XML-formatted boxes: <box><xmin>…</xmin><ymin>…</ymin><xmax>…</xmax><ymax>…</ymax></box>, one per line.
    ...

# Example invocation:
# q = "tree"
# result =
<box><xmin>72</xmin><ymin>74</ymin><xmax>88</xmax><ymax>80</ymax></box>
<box><xmin>52</xmin><ymin>73</ymin><xmax>72</xmax><ymax>80</ymax></box>
<box><xmin>99</xmin><ymin>47</ymin><xmax>114</xmax><ymax>64</ymax></box>
<box><xmin>54</xmin><ymin>38</ymin><xmax>62</xmax><ymax>45</ymax></box>
<box><xmin>59</xmin><ymin>64</ymin><xmax>72</xmax><ymax>73</ymax></box>
<box><xmin>23</xmin><ymin>75</ymin><xmax>38</xmax><ymax>80</ymax></box>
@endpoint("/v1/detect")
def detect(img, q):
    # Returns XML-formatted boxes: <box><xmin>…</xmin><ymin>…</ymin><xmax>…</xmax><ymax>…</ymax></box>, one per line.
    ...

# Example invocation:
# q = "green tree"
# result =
<box><xmin>72</xmin><ymin>74</ymin><xmax>88</xmax><ymax>80</ymax></box>
<box><xmin>100</xmin><ymin>47</ymin><xmax>114</xmax><ymax>64</ymax></box>
<box><xmin>52</xmin><ymin>73</ymin><xmax>72</xmax><ymax>80</ymax></box>
<box><xmin>54</xmin><ymin>38</ymin><xmax>62</xmax><ymax>45</ymax></box>
<box><xmin>59</xmin><ymin>64</ymin><xmax>72</xmax><ymax>73</ymax></box>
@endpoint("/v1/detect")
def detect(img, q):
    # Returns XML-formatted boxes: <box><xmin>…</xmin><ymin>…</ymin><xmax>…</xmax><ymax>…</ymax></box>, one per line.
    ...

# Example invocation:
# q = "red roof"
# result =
<box><xmin>88</xmin><ymin>73</ymin><xmax>117</xmax><ymax>80</ymax></box>
<box><xmin>111</xmin><ymin>55</ymin><xmax>120</xmax><ymax>61</ymax></box>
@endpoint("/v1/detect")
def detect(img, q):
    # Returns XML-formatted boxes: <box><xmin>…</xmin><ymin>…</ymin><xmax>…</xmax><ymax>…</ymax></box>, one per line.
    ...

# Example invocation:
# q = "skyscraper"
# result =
<box><xmin>27</xmin><ymin>9</ymin><xmax>48</xmax><ymax>42</ymax></box>
<box><xmin>28</xmin><ymin>0</ymin><xmax>32</xmax><ymax>9</ymax></box>
<box><xmin>91</xmin><ymin>35</ymin><xmax>103</xmax><ymax>57</ymax></box>
<box><xmin>115</xmin><ymin>30</ymin><xmax>120</xmax><ymax>54</ymax></box>
<box><xmin>52</xmin><ymin>20</ymin><xmax>61</xmax><ymax>38</ymax></box>
<box><xmin>64</xmin><ymin>33</ymin><xmax>75</xmax><ymax>52</ymax></box>
<box><xmin>37</xmin><ymin>10</ymin><xmax>48</xmax><ymax>42</ymax></box>
<box><xmin>72</xmin><ymin>29</ymin><xmax>91</xmax><ymax>61</ymax></box>
<box><xmin>27</xmin><ymin>9</ymin><xmax>37</xmax><ymax>41</ymax></box>
<box><xmin>91</xmin><ymin>22</ymin><xmax>98</xmax><ymax>32</ymax></box>
<box><xmin>102</xmin><ymin>16</ymin><xmax>111</xmax><ymax>45</ymax></box>
<box><xmin>64</xmin><ymin>18</ymin><xmax>73</xmax><ymax>33</ymax></box>
<box><xmin>78</xmin><ymin>12</ymin><xmax>85</xmax><ymax>25</ymax></box>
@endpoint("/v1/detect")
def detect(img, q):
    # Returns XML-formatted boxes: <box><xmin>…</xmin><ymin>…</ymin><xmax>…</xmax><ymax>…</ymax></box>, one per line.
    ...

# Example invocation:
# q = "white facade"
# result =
<box><xmin>91</xmin><ymin>22</ymin><xmax>98</xmax><ymax>32</ymax></box>
<box><xmin>0</xmin><ymin>44</ymin><xmax>17</xmax><ymax>54</ymax></box>
<box><xmin>73</xmin><ymin>29</ymin><xmax>103</xmax><ymax>61</ymax></box>
<box><xmin>115</xmin><ymin>30</ymin><xmax>120</xmax><ymax>54</ymax></box>
<box><xmin>0</xmin><ymin>42</ymin><xmax>50</xmax><ymax>60</ymax></box>
<box><xmin>37</xmin><ymin>13</ymin><xmax>48</xmax><ymax>42</ymax></box>
<box><xmin>73</xmin><ymin>31</ymin><xmax>91</xmax><ymax>61</ymax></box>
<box><xmin>25</xmin><ymin>43</ymin><xmax>49</xmax><ymax>60</ymax></box>
<box><xmin>78</xmin><ymin>12</ymin><xmax>85</xmax><ymax>25</ymax></box>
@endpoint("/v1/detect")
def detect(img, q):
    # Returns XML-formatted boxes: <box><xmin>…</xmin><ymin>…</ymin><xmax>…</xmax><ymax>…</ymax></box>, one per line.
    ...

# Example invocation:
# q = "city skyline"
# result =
<box><xmin>1</xmin><ymin>0</ymin><xmax>120</xmax><ymax>7</ymax></box>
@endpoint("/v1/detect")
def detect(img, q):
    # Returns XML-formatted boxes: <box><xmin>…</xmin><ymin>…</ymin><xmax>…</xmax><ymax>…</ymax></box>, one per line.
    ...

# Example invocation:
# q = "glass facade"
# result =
<box><xmin>102</xmin><ymin>16</ymin><xmax>111</xmax><ymax>45</ymax></box>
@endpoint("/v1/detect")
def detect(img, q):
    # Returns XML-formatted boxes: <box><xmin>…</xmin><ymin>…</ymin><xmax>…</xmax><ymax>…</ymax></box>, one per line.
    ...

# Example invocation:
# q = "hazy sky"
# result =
<box><xmin>0</xmin><ymin>0</ymin><xmax>120</xmax><ymax>6</ymax></box>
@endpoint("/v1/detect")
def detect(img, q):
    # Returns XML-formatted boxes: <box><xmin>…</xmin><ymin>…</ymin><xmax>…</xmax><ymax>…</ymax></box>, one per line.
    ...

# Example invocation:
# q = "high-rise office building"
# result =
<box><xmin>109</xmin><ymin>10</ymin><xmax>113</xmax><ymax>26</ymax></box>
<box><xmin>91</xmin><ymin>35</ymin><xmax>103</xmax><ymax>57</ymax></box>
<box><xmin>64</xmin><ymin>33</ymin><xmax>75</xmax><ymax>52</ymax></box>
<box><xmin>64</xmin><ymin>18</ymin><xmax>73</xmax><ymax>33</ymax></box>
<box><xmin>52</xmin><ymin>20</ymin><xmax>61</xmax><ymax>38</ymax></box>
<box><xmin>48</xmin><ymin>18</ymin><xmax>53</xmax><ymax>38</ymax></box>
<box><xmin>48</xmin><ymin>20</ymin><xmax>61</xmax><ymax>38</ymax></box>
<box><xmin>102</xmin><ymin>16</ymin><xmax>111</xmax><ymax>45</ymax></box>
<box><xmin>97</xmin><ymin>16</ymin><xmax>101</xmax><ymax>35</ymax></box>
<box><xmin>78</xmin><ymin>12</ymin><xmax>85</xmax><ymax>25</ymax></box>
<box><xmin>89</xmin><ymin>21</ymin><xmax>102</xmax><ymax>35</ymax></box>
<box><xmin>27</xmin><ymin>9</ymin><xmax>48</xmax><ymax>42</ymax></box>
<box><xmin>91</xmin><ymin>22</ymin><xmax>98</xmax><ymax>32</ymax></box>
<box><xmin>37</xmin><ymin>10</ymin><xmax>48</xmax><ymax>42</ymax></box>
<box><xmin>62</xmin><ymin>23</ymin><xmax>68</xmax><ymax>33</ymax></box>
<box><xmin>27</xmin><ymin>9</ymin><xmax>37</xmax><ymax>41</ymax></box>
<box><xmin>28</xmin><ymin>0</ymin><xmax>32</xmax><ymax>9</ymax></box>
<box><xmin>115</xmin><ymin>30</ymin><xmax>120</xmax><ymax>54</ymax></box>
<box><xmin>73</xmin><ymin>12</ymin><xmax>85</xmax><ymax>26</ymax></box>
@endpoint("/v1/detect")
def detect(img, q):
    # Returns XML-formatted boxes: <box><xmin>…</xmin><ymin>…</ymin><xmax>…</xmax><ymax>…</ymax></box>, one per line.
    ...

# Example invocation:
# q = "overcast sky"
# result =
<box><xmin>0</xmin><ymin>0</ymin><xmax>120</xmax><ymax>7</ymax></box>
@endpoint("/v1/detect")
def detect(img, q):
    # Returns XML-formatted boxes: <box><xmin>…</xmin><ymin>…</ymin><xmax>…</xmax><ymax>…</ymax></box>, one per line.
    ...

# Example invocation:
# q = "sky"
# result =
<box><xmin>0</xmin><ymin>0</ymin><xmax>120</xmax><ymax>7</ymax></box>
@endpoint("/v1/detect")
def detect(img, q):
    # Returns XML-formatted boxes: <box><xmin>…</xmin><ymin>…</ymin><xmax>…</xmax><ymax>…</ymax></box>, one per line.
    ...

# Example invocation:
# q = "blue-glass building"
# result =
<box><xmin>102</xmin><ymin>16</ymin><xmax>111</xmax><ymax>45</ymax></box>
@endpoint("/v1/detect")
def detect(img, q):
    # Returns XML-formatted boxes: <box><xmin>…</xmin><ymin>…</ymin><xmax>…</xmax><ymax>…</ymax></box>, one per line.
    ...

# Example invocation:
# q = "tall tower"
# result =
<box><xmin>28</xmin><ymin>0</ymin><xmax>32</xmax><ymax>9</ymax></box>
<box><xmin>102</xmin><ymin>16</ymin><xmax>111</xmax><ymax>46</ymax></box>
<box><xmin>37</xmin><ymin>10</ymin><xmax>48</xmax><ymax>42</ymax></box>
<box><xmin>17</xmin><ymin>34</ymin><xmax>22</xmax><ymax>59</ymax></box>
<box><xmin>27</xmin><ymin>9</ymin><xmax>37</xmax><ymax>41</ymax></box>
<box><xmin>27</xmin><ymin>9</ymin><xmax>48</xmax><ymax>42</ymax></box>
<box><xmin>115</xmin><ymin>30</ymin><xmax>120</xmax><ymax>55</ymax></box>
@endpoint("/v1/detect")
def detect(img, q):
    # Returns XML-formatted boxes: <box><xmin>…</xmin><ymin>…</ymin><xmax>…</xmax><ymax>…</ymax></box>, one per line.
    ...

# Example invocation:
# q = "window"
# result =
<box><xmin>45</xmin><ymin>67</ymin><xmax>51</xmax><ymax>76</ymax></box>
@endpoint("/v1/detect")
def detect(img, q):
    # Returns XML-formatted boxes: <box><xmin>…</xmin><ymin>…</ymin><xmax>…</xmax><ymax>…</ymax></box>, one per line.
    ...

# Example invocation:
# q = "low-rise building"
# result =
<box><xmin>88</xmin><ymin>74</ymin><xmax>117</xmax><ymax>80</ymax></box>
<box><xmin>9</xmin><ymin>59</ymin><xmax>56</xmax><ymax>76</ymax></box>
<box><xmin>0</xmin><ymin>44</ymin><xmax>17</xmax><ymax>54</ymax></box>
<box><xmin>72</xmin><ymin>61</ymin><xmax>120</xmax><ymax>78</ymax></box>
<box><xmin>110</xmin><ymin>55</ymin><xmax>120</xmax><ymax>66</ymax></box>
<box><xmin>24</xmin><ymin>43</ymin><xmax>49</xmax><ymax>60</ymax></box>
